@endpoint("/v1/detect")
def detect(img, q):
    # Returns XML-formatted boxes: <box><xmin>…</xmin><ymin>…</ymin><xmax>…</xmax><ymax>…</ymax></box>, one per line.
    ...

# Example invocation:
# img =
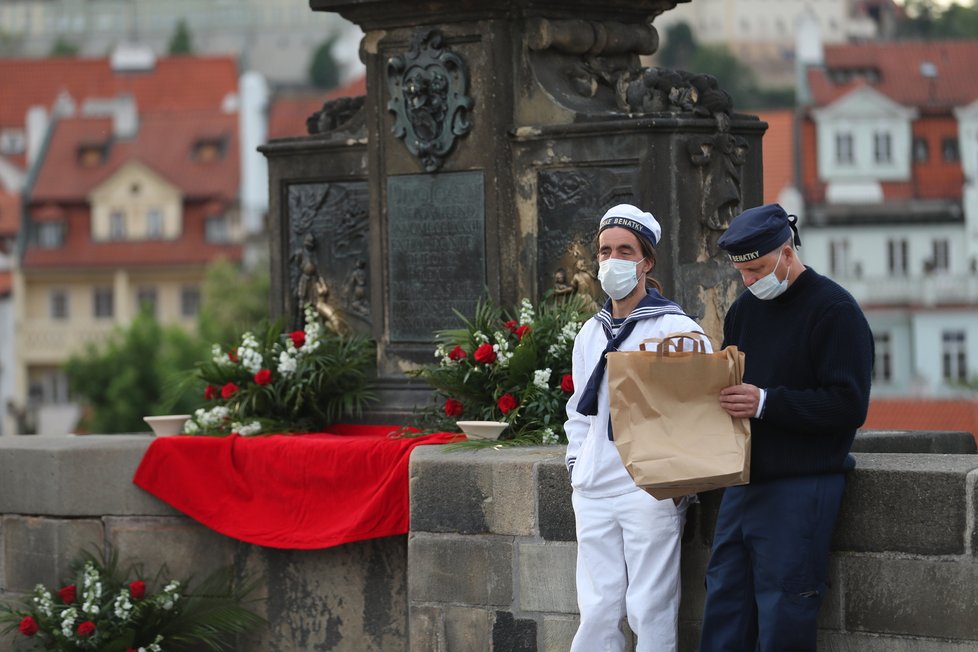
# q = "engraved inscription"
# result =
<box><xmin>388</xmin><ymin>172</ymin><xmax>485</xmax><ymax>341</ymax></box>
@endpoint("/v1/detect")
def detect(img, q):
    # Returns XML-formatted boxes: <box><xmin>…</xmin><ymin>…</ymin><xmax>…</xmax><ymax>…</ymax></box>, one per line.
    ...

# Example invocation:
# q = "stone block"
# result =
<box><xmin>238</xmin><ymin>536</ymin><xmax>408</xmax><ymax>652</ymax></box>
<box><xmin>1</xmin><ymin>516</ymin><xmax>103</xmax><ymax>591</ymax></box>
<box><xmin>835</xmin><ymin>454</ymin><xmax>978</xmax><ymax>554</ymax></box>
<box><xmin>843</xmin><ymin>556</ymin><xmax>978</xmax><ymax>640</ymax></box>
<box><xmin>852</xmin><ymin>430</ymin><xmax>977</xmax><ymax>454</ymax></box>
<box><xmin>445</xmin><ymin>606</ymin><xmax>493</xmax><ymax>651</ymax></box>
<box><xmin>410</xmin><ymin>448</ymin><xmax>492</xmax><ymax>534</ymax></box>
<box><xmin>518</xmin><ymin>542</ymin><xmax>577</xmax><ymax>613</ymax></box>
<box><xmin>409</xmin><ymin>533</ymin><xmax>512</xmax><ymax>606</ymax></box>
<box><xmin>540</xmin><ymin>616</ymin><xmax>578</xmax><ymax>652</ymax></box>
<box><xmin>489</xmin><ymin>455</ymin><xmax>540</xmax><ymax>536</ymax></box>
<box><xmin>104</xmin><ymin>516</ymin><xmax>234</xmax><ymax>583</ymax></box>
<box><xmin>818</xmin><ymin>631</ymin><xmax>978</xmax><ymax>651</ymax></box>
<box><xmin>536</xmin><ymin>460</ymin><xmax>575</xmax><ymax>542</ymax></box>
<box><xmin>492</xmin><ymin>610</ymin><xmax>538</xmax><ymax>652</ymax></box>
<box><xmin>0</xmin><ymin>435</ymin><xmax>176</xmax><ymax>517</ymax></box>
<box><xmin>818</xmin><ymin>555</ymin><xmax>845</xmax><ymax>631</ymax></box>
<box><xmin>410</xmin><ymin>604</ymin><xmax>444</xmax><ymax>652</ymax></box>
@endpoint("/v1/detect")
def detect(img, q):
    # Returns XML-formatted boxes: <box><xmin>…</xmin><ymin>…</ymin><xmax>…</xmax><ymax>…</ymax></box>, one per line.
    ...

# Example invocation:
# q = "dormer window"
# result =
<box><xmin>192</xmin><ymin>136</ymin><xmax>226</xmax><ymax>162</ymax></box>
<box><xmin>77</xmin><ymin>142</ymin><xmax>109</xmax><ymax>167</ymax></box>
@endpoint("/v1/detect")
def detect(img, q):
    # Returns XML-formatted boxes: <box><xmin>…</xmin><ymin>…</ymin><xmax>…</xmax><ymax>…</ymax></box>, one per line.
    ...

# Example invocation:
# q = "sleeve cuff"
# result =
<box><xmin>754</xmin><ymin>388</ymin><xmax>767</xmax><ymax>419</ymax></box>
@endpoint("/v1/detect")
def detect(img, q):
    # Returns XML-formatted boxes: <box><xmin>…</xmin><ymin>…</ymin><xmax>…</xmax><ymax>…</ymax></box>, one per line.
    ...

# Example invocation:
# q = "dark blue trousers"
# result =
<box><xmin>699</xmin><ymin>473</ymin><xmax>846</xmax><ymax>652</ymax></box>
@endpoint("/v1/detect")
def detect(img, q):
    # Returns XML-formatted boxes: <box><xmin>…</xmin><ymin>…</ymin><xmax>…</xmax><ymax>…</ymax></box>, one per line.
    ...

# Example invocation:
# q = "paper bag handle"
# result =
<box><xmin>639</xmin><ymin>331</ymin><xmax>708</xmax><ymax>354</ymax></box>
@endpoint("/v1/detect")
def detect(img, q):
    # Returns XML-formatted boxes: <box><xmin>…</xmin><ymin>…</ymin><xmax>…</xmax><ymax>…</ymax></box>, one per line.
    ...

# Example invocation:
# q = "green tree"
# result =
<box><xmin>658</xmin><ymin>21</ymin><xmax>698</xmax><ymax>70</ymax></box>
<box><xmin>896</xmin><ymin>0</ymin><xmax>978</xmax><ymax>38</ymax></box>
<box><xmin>168</xmin><ymin>18</ymin><xmax>194</xmax><ymax>55</ymax></box>
<box><xmin>308</xmin><ymin>37</ymin><xmax>341</xmax><ymax>89</ymax></box>
<box><xmin>50</xmin><ymin>37</ymin><xmax>79</xmax><ymax>57</ymax></box>
<box><xmin>197</xmin><ymin>257</ymin><xmax>271</xmax><ymax>347</ymax></box>
<box><xmin>65</xmin><ymin>307</ymin><xmax>207</xmax><ymax>434</ymax></box>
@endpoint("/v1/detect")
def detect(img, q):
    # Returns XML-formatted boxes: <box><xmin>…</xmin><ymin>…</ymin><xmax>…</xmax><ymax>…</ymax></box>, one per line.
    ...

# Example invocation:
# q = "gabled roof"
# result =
<box><xmin>0</xmin><ymin>188</ymin><xmax>19</xmax><ymax>238</ymax></box>
<box><xmin>753</xmin><ymin>108</ymin><xmax>795</xmax><ymax>205</ymax></box>
<box><xmin>267</xmin><ymin>75</ymin><xmax>367</xmax><ymax>140</ymax></box>
<box><xmin>807</xmin><ymin>41</ymin><xmax>978</xmax><ymax>109</ymax></box>
<box><xmin>30</xmin><ymin>110</ymin><xmax>239</xmax><ymax>203</ymax></box>
<box><xmin>0</xmin><ymin>55</ymin><xmax>239</xmax><ymax>131</ymax></box>
<box><xmin>863</xmin><ymin>398</ymin><xmax>978</xmax><ymax>437</ymax></box>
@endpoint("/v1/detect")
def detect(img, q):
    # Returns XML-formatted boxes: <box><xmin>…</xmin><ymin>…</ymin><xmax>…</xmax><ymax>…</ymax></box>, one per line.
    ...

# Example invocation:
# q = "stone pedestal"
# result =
<box><xmin>264</xmin><ymin>0</ymin><xmax>765</xmax><ymax>419</ymax></box>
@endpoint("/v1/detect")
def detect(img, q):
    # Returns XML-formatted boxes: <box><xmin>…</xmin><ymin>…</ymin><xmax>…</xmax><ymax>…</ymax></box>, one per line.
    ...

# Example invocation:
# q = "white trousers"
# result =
<box><xmin>571</xmin><ymin>489</ymin><xmax>686</xmax><ymax>652</ymax></box>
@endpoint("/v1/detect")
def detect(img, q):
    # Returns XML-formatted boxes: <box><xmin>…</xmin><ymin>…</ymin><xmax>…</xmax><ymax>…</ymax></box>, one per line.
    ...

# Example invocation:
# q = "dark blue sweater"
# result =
<box><xmin>722</xmin><ymin>266</ymin><xmax>874</xmax><ymax>482</ymax></box>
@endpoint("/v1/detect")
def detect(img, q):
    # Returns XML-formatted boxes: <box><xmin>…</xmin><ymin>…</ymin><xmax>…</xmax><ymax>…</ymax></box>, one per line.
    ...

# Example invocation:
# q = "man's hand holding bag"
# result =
<box><xmin>607</xmin><ymin>331</ymin><xmax>751</xmax><ymax>500</ymax></box>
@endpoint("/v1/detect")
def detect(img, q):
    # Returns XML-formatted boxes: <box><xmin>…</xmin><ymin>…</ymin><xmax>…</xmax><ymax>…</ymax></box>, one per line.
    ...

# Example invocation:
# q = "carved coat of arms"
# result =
<box><xmin>387</xmin><ymin>29</ymin><xmax>473</xmax><ymax>172</ymax></box>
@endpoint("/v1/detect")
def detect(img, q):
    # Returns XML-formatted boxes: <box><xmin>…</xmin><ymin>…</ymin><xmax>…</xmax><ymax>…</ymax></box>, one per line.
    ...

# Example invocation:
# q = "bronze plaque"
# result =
<box><xmin>387</xmin><ymin>172</ymin><xmax>485</xmax><ymax>342</ymax></box>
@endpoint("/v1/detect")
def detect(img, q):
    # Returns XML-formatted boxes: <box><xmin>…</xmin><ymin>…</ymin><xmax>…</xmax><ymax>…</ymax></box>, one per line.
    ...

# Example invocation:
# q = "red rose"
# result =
<box><xmin>497</xmin><ymin>393</ymin><xmax>518</xmax><ymax>415</ymax></box>
<box><xmin>76</xmin><ymin>621</ymin><xmax>96</xmax><ymax>637</ymax></box>
<box><xmin>448</xmin><ymin>345</ymin><xmax>467</xmax><ymax>361</ymax></box>
<box><xmin>473</xmin><ymin>343</ymin><xmax>497</xmax><ymax>365</ymax></box>
<box><xmin>290</xmin><ymin>330</ymin><xmax>306</xmax><ymax>348</ymax></box>
<box><xmin>504</xmin><ymin>320</ymin><xmax>518</xmax><ymax>332</ymax></box>
<box><xmin>443</xmin><ymin>398</ymin><xmax>464</xmax><ymax>417</ymax></box>
<box><xmin>18</xmin><ymin>616</ymin><xmax>38</xmax><ymax>636</ymax></box>
<box><xmin>129</xmin><ymin>580</ymin><xmax>146</xmax><ymax>599</ymax></box>
<box><xmin>254</xmin><ymin>369</ymin><xmax>272</xmax><ymax>385</ymax></box>
<box><xmin>560</xmin><ymin>374</ymin><xmax>574</xmax><ymax>394</ymax></box>
<box><xmin>58</xmin><ymin>584</ymin><xmax>77</xmax><ymax>604</ymax></box>
<box><xmin>228</xmin><ymin>348</ymin><xmax>238</xmax><ymax>363</ymax></box>
<box><xmin>204</xmin><ymin>384</ymin><xmax>218</xmax><ymax>400</ymax></box>
<box><xmin>221</xmin><ymin>382</ymin><xmax>238</xmax><ymax>399</ymax></box>
<box><xmin>514</xmin><ymin>325</ymin><xmax>531</xmax><ymax>341</ymax></box>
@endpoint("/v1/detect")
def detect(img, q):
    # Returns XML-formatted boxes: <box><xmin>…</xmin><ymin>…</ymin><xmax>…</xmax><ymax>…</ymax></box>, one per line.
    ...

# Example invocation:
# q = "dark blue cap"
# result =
<box><xmin>717</xmin><ymin>203</ymin><xmax>801</xmax><ymax>262</ymax></box>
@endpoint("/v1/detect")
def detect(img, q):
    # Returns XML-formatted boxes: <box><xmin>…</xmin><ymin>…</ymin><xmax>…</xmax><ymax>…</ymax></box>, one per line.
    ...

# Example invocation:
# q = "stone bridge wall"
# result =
<box><xmin>0</xmin><ymin>431</ymin><xmax>975</xmax><ymax>651</ymax></box>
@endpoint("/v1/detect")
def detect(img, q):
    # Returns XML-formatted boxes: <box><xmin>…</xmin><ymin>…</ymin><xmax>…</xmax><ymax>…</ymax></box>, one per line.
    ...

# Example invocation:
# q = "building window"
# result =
<box><xmin>913</xmin><ymin>137</ymin><xmax>929</xmax><ymax>162</ymax></box>
<box><xmin>829</xmin><ymin>239</ymin><xmax>849</xmax><ymax>276</ymax></box>
<box><xmin>146</xmin><ymin>208</ymin><xmax>163</xmax><ymax>239</ymax></box>
<box><xmin>932</xmin><ymin>239</ymin><xmax>949</xmax><ymax>272</ymax></box>
<box><xmin>942</xmin><ymin>137</ymin><xmax>960</xmax><ymax>162</ymax></box>
<box><xmin>181</xmin><ymin>286</ymin><xmax>201</xmax><ymax>317</ymax></box>
<box><xmin>50</xmin><ymin>289</ymin><xmax>69</xmax><ymax>320</ymax></box>
<box><xmin>136</xmin><ymin>287</ymin><xmax>158</xmax><ymax>317</ymax></box>
<box><xmin>0</xmin><ymin>128</ymin><xmax>26</xmax><ymax>155</ymax></box>
<box><xmin>874</xmin><ymin>132</ymin><xmax>892</xmax><ymax>163</ymax></box>
<box><xmin>941</xmin><ymin>330</ymin><xmax>967</xmax><ymax>383</ymax></box>
<box><xmin>205</xmin><ymin>215</ymin><xmax>229</xmax><ymax>243</ymax></box>
<box><xmin>835</xmin><ymin>132</ymin><xmax>854</xmax><ymax>164</ymax></box>
<box><xmin>93</xmin><ymin>286</ymin><xmax>113</xmax><ymax>318</ymax></box>
<box><xmin>36</xmin><ymin>222</ymin><xmax>65</xmax><ymax>248</ymax></box>
<box><xmin>887</xmin><ymin>238</ymin><xmax>908</xmax><ymax>276</ymax></box>
<box><xmin>109</xmin><ymin>210</ymin><xmax>126</xmax><ymax>240</ymax></box>
<box><xmin>873</xmin><ymin>332</ymin><xmax>892</xmax><ymax>382</ymax></box>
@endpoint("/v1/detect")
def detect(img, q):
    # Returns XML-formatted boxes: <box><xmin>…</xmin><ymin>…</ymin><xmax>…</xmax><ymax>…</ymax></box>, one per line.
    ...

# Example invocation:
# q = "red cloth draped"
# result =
<box><xmin>132</xmin><ymin>425</ymin><xmax>459</xmax><ymax>549</ymax></box>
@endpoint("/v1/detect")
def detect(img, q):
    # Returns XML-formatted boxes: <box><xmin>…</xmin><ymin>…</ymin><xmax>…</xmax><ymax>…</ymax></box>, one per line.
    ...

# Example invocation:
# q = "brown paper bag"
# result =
<box><xmin>607</xmin><ymin>331</ymin><xmax>751</xmax><ymax>500</ymax></box>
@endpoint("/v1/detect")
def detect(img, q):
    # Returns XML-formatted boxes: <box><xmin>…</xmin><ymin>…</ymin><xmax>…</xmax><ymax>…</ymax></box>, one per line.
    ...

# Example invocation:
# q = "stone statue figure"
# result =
<box><xmin>292</xmin><ymin>231</ymin><xmax>346</xmax><ymax>333</ymax></box>
<box><xmin>345</xmin><ymin>258</ymin><xmax>370</xmax><ymax>318</ymax></box>
<box><xmin>552</xmin><ymin>267</ymin><xmax>574</xmax><ymax>299</ymax></box>
<box><xmin>570</xmin><ymin>249</ymin><xmax>600</xmax><ymax>312</ymax></box>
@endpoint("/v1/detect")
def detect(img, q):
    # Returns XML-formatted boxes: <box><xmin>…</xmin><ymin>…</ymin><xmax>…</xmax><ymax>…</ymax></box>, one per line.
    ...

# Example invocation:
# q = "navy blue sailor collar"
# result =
<box><xmin>594</xmin><ymin>289</ymin><xmax>687</xmax><ymax>336</ymax></box>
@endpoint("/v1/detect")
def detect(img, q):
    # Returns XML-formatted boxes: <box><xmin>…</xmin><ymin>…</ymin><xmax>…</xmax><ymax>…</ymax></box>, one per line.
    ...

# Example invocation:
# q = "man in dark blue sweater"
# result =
<box><xmin>699</xmin><ymin>203</ymin><xmax>874</xmax><ymax>652</ymax></box>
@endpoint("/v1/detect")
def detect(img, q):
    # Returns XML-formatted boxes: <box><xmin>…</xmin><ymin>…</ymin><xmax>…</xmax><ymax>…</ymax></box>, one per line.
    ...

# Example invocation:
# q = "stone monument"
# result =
<box><xmin>261</xmin><ymin>0</ymin><xmax>765</xmax><ymax>420</ymax></box>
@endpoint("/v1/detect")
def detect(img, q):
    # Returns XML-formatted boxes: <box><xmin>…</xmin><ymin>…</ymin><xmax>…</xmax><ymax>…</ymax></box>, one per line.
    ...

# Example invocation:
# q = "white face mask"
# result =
<box><xmin>747</xmin><ymin>249</ymin><xmax>788</xmax><ymax>300</ymax></box>
<box><xmin>598</xmin><ymin>257</ymin><xmax>645</xmax><ymax>300</ymax></box>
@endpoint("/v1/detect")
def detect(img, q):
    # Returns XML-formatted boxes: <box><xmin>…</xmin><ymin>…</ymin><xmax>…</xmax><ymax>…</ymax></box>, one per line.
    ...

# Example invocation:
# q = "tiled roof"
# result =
<box><xmin>863</xmin><ymin>398</ymin><xmax>978</xmax><ymax>437</ymax></box>
<box><xmin>0</xmin><ymin>270</ymin><xmax>11</xmax><ymax>297</ymax></box>
<box><xmin>31</xmin><ymin>110</ymin><xmax>239</xmax><ymax>202</ymax></box>
<box><xmin>267</xmin><ymin>75</ymin><xmax>366</xmax><ymax>140</ymax></box>
<box><xmin>0</xmin><ymin>55</ymin><xmax>239</xmax><ymax>129</ymax></box>
<box><xmin>752</xmin><ymin>108</ymin><xmax>795</xmax><ymax>205</ymax></box>
<box><xmin>22</xmin><ymin>237</ymin><xmax>242</xmax><ymax>269</ymax></box>
<box><xmin>808</xmin><ymin>41</ymin><xmax>978</xmax><ymax>108</ymax></box>
<box><xmin>0</xmin><ymin>188</ymin><xmax>19</xmax><ymax>238</ymax></box>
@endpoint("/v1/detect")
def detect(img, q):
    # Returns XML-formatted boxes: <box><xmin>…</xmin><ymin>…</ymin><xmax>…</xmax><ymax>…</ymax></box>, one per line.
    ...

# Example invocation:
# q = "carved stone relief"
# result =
<box><xmin>307</xmin><ymin>95</ymin><xmax>367</xmax><ymax>136</ymax></box>
<box><xmin>286</xmin><ymin>181</ymin><xmax>371</xmax><ymax>331</ymax></box>
<box><xmin>537</xmin><ymin>167</ymin><xmax>637</xmax><ymax>309</ymax></box>
<box><xmin>387</xmin><ymin>29</ymin><xmax>473</xmax><ymax>172</ymax></box>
